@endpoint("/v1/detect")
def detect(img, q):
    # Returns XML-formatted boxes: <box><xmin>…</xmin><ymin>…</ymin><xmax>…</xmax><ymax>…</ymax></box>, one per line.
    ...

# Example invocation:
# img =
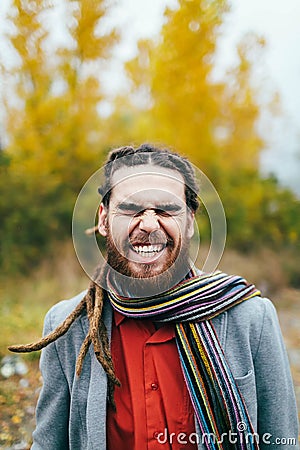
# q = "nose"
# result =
<box><xmin>138</xmin><ymin>210</ymin><xmax>160</xmax><ymax>233</ymax></box>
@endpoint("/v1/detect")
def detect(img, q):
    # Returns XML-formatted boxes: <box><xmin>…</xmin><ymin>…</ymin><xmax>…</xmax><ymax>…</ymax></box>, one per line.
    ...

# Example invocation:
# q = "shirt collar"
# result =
<box><xmin>114</xmin><ymin>309</ymin><xmax>127</xmax><ymax>327</ymax></box>
<box><xmin>113</xmin><ymin>310</ymin><xmax>175</xmax><ymax>341</ymax></box>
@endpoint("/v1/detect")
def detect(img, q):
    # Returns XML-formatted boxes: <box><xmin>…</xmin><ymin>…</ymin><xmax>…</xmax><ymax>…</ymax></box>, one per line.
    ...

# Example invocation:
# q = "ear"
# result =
<box><xmin>186</xmin><ymin>211</ymin><xmax>195</xmax><ymax>240</ymax></box>
<box><xmin>98</xmin><ymin>203</ymin><xmax>108</xmax><ymax>236</ymax></box>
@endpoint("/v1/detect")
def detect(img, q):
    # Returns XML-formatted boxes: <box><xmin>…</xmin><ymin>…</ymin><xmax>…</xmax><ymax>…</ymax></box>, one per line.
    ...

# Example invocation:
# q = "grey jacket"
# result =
<box><xmin>32</xmin><ymin>292</ymin><xmax>299</xmax><ymax>449</ymax></box>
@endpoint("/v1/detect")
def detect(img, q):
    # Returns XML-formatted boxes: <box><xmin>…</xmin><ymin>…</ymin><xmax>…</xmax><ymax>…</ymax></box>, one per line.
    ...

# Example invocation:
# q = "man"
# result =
<box><xmin>9</xmin><ymin>144</ymin><xmax>299</xmax><ymax>449</ymax></box>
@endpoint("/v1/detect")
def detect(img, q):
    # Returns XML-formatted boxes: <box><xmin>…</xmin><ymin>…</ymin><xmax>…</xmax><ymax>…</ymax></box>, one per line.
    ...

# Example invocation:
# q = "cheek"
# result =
<box><xmin>163</xmin><ymin>218</ymin><xmax>184</xmax><ymax>242</ymax></box>
<box><xmin>109</xmin><ymin>216</ymin><xmax>134</xmax><ymax>242</ymax></box>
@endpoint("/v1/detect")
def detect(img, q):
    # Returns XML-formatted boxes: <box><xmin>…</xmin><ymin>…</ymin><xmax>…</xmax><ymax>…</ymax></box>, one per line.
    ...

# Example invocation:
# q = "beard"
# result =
<box><xmin>105</xmin><ymin>229</ymin><xmax>191</xmax><ymax>298</ymax></box>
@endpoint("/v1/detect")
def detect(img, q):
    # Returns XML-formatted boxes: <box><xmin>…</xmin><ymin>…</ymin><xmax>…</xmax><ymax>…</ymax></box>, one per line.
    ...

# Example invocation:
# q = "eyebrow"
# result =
<box><xmin>116</xmin><ymin>202</ymin><xmax>183</xmax><ymax>212</ymax></box>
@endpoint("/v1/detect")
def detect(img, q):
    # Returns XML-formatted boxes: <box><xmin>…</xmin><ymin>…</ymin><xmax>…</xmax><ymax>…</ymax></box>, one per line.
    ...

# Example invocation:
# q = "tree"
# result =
<box><xmin>0</xmin><ymin>0</ymin><xmax>118</xmax><ymax>272</ymax></box>
<box><xmin>2</xmin><ymin>0</ymin><xmax>118</xmax><ymax>187</ymax></box>
<box><xmin>117</xmin><ymin>0</ymin><xmax>300</xmax><ymax>252</ymax></box>
<box><xmin>124</xmin><ymin>0</ymin><xmax>265</xmax><ymax>178</ymax></box>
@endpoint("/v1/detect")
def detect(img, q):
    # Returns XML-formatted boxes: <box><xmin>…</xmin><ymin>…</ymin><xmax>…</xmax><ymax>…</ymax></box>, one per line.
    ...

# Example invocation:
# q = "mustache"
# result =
<box><xmin>129</xmin><ymin>230</ymin><xmax>173</xmax><ymax>247</ymax></box>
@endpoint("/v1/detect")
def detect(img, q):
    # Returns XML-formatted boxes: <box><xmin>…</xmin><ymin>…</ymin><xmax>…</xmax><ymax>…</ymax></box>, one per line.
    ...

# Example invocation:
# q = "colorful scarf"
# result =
<box><xmin>107</xmin><ymin>269</ymin><xmax>261</xmax><ymax>450</ymax></box>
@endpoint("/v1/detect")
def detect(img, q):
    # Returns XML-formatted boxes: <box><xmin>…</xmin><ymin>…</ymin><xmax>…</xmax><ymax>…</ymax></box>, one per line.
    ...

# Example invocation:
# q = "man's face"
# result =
<box><xmin>98</xmin><ymin>164</ymin><xmax>194</xmax><ymax>292</ymax></box>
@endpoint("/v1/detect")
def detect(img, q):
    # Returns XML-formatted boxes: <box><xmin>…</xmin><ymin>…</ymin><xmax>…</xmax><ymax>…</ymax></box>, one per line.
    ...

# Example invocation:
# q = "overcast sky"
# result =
<box><xmin>1</xmin><ymin>0</ymin><xmax>299</xmax><ymax>193</ymax></box>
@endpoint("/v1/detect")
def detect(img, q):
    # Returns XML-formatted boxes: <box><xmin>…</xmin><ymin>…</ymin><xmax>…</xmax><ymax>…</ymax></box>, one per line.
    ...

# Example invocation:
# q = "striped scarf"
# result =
<box><xmin>107</xmin><ymin>269</ymin><xmax>261</xmax><ymax>450</ymax></box>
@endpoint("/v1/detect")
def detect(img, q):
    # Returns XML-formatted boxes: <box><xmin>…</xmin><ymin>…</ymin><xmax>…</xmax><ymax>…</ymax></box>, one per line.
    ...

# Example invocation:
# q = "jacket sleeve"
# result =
<box><xmin>31</xmin><ymin>308</ymin><xmax>70</xmax><ymax>450</ymax></box>
<box><xmin>255</xmin><ymin>298</ymin><xmax>299</xmax><ymax>449</ymax></box>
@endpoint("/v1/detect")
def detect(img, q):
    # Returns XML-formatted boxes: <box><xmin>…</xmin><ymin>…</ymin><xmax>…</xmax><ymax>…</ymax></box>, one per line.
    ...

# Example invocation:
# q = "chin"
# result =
<box><xmin>128</xmin><ymin>262</ymin><xmax>166</xmax><ymax>279</ymax></box>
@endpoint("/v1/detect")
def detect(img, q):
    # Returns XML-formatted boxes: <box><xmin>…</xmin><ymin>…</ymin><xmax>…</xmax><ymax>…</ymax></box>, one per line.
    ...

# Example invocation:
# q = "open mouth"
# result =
<box><xmin>131</xmin><ymin>243</ymin><xmax>166</xmax><ymax>258</ymax></box>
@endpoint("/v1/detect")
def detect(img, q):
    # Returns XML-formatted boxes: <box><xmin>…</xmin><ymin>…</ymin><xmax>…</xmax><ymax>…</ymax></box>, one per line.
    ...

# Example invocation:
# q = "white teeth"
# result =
<box><xmin>132</xmin><ymin>244</ymin><xmax>165</xmax><ymax>255</ymax></box>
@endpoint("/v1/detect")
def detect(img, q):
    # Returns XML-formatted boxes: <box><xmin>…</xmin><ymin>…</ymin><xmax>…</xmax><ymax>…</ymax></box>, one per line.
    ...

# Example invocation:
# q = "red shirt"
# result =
<box><xmin>107</xmin><ymin>311</ymin><xmax>197</xmax><ymax>450</ymax></box>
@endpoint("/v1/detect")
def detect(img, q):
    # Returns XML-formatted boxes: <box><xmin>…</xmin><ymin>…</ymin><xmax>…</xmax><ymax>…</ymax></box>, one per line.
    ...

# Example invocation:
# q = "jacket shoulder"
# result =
<box><xmin>44</xmin><ymin>290</ymin><xmax>88</xmax><ymax>331</ymax></box>
<box><xmin>228</xmin><ymin>295</ymin><xmax>276</xmax><ymax>324</ymax></box>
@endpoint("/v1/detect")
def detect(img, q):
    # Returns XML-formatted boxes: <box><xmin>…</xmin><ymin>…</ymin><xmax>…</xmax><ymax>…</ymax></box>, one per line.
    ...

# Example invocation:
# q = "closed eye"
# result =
<box><xmin>155</xmin><ymin>205</ymin><xmax>183</xmax><ymax>216</ymax></box>
<box><xmin>117</xmin><ymin>203</ymin><xmax>142</xmax><ymax>215</ymax></box>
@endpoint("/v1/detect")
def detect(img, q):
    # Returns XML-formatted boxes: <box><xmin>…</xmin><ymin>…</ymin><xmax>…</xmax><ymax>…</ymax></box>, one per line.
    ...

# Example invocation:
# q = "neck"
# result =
<box><xmin>107</xmin><ymin>261</ymin><xmax>193</xmax><ymax>299</ymax></box>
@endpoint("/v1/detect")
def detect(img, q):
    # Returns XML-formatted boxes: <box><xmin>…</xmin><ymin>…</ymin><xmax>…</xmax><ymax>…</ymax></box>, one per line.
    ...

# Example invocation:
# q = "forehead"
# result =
<box><xmin>109</xmin><ymin>164</ymin><xmax>186</xmax><ymax>206</ymax></box>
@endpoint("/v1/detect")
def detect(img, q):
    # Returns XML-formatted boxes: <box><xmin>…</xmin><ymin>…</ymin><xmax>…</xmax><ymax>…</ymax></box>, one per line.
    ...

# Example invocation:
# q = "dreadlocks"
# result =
<box><xmin>8</xmin><ymin>143</ymin><xmax>199</xmax><ymax>407</ymax></box>
<box><xmin>9</xmin><ymin>263</ymin><xmax>120</xmax><ymax>407</ymax></box>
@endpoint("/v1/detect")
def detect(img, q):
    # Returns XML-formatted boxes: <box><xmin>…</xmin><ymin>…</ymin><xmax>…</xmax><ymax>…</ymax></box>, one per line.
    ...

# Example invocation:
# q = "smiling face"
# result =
<box><xmin>98</xmin><ymin>164</ymin><xmax>194</xmax><ymax>292</ymax></box>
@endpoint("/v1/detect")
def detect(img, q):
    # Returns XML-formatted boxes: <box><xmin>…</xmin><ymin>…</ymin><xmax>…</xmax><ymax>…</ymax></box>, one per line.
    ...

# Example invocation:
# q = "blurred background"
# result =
<box><xmin>0</xmin><ymin>0</ymin><xmax>299</xmax><ymax>447</ymax></box>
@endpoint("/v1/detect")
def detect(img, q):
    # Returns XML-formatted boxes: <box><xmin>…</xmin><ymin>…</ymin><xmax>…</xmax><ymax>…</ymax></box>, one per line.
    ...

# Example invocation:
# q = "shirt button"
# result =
<box><xmin>151</xmin><ymin>383</ymin><xmax>158</xmax><ymax>390</ymax></box>
<box><xmin>153</xmin><ymin>431</ymin><xmax>159</xmax><ymax>439</ymax></box>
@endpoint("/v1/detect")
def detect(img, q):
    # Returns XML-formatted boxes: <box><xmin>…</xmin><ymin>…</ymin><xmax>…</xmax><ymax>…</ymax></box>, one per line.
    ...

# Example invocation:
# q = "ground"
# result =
<box><xmin>0</xmin><ymin>359</ymin><xmax>40</xmax><ymax>449</ymax></box>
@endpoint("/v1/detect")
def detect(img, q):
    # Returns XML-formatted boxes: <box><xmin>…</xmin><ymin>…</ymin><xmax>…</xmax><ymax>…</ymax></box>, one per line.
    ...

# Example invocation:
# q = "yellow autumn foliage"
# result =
<box><xmin>0</xmin><ymin>0</ymin><xmax>299</xmax><ymax>274</ymax></box>
<box><xmin>3</xmin><ymin>0</ymin><xmax>118</xmax><ymax>190</ymax></box>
